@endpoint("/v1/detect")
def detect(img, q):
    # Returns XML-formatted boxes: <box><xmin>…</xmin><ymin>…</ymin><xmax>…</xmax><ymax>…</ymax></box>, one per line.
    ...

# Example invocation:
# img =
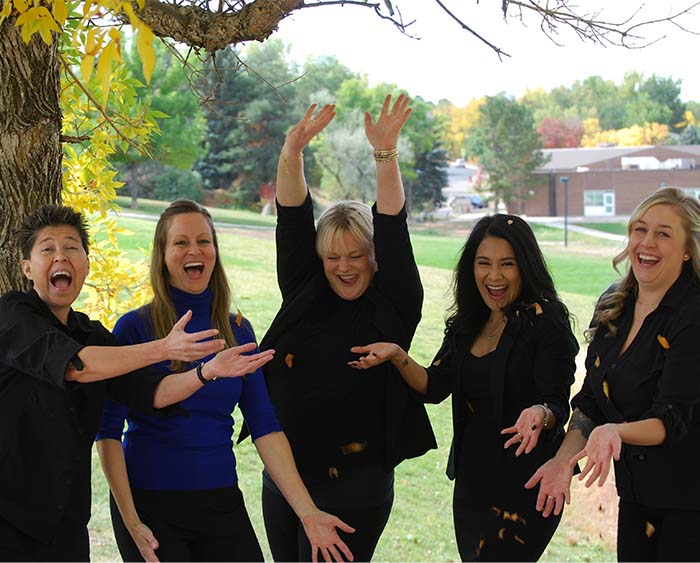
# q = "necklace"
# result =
<box><xmin>484</xmin><ymin>317</ymin><xmax>506</xmax><ymax>341</ymax></box>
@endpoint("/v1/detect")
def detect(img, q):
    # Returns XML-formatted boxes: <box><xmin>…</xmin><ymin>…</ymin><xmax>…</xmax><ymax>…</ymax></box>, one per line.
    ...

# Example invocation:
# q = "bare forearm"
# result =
<box><xmin>615</xmin><ymin>418</ymin><xmax>666</xmax><ymax>446</ymax></box>
<box><xmin>96</xmin><ymin>439</ymin><xmax>140</xmax><ymax>526</ymax></box>
<box><xmin>276</xmin><ymin>146</ymin><xmax>307</xmax><ymax>207</ymax></box>
<box><xmin>389</xmin><ymin>348</ymin><xmax>428</xmax><ymax>395</ymax></box>
<box><xmin>152</xmin><ymin>366</ymin><xmax>204</xmax><ymax>408</ymax></box>
<box><xmin>554</xmin><ymin>408</ymin><xmax>593</xmax><ymax>460</ymax></box>
<box><xmin>255</xmin><ymin>432</ymin><xmax>316</xmax><ymax>517</ymax></box>
<box><xmin>68</xmin><ymin>340</ymin><xmax>166</xmax><ymax>383</ymax></box>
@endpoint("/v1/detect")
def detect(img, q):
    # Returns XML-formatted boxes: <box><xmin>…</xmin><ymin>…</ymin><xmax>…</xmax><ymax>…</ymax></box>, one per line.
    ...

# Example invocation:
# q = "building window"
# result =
<box><xmin>583</xmin><ymin>189</ymin><xmax>615</xmax><ymax>216</ymax></box>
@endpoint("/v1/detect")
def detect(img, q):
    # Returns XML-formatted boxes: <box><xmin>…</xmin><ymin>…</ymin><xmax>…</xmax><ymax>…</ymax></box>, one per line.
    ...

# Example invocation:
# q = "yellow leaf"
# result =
<box><xmin>285</xmin><ymin>353</ymin><xmax>294</xmax><ymax>369</ymax></box>
<box><xmin>13</xmin><ymin>0</ymin><xmax>28</xmax><ymax>13</ymax></box>
<box><xmin>80</xmin><ymin>54</ymin><xmax>94</xmax><ymax>81</ymax></box>
<box><xmin>85</xmin><ymin>27</ymin><xmax>101</xmax><ymax>54</ymax></box>
<box><xmin>657</xmin><ymin>335</ymin><xmax>670</xmax><ymax>350</ymax></box>
<box><xmin>136</xmin><ymin>25</ymin><xmax>155</xmax><ymax>83</ymax></box>
<box><xmin>528</xmin><ymin>302</ymin><xmax>543</xmax><ymax>315</ymax></box>
<box><xmin>97</xmin><ymin>42</ymin><xmax>116</xmax><ymax>107</ymax></box>
<box><xmin>0</xmin><ymin>1</ymin><xmax>13</xmax><ymax>25</ymax></box>
<box><xmin>594</xmin><ymin>355</ymin><xmax>600</xmax><ymax>368</ymax></box>
<box><xmin>51</xmin><ymin>0</ymin><xmax>66</xmax><ymax>24</ymax></box>
<box><xmin>603</xmin><ymin>378</ymin><xmax>610</xmax><ymax>399</ymax></box>
<box><xmin>35</xmin><ymin>6</ymin><xmax>59</xmax><ymax>44</ymax></box>
<box><xmin>108</xmin><ymin>27</ymin><xmax>120</xmax><ymax>41</ymax></box>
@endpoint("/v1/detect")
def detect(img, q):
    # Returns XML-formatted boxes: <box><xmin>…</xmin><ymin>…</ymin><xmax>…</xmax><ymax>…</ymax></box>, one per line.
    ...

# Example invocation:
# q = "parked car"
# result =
<box><xmin>467</xmin><ymin>194</ymin><xmax>486</xmax><ymax>209</ymax></box>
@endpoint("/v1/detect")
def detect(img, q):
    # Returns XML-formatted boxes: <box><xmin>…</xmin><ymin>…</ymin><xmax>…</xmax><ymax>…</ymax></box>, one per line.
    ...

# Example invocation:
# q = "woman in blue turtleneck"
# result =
<box><xmin>96</xmin><ymin>200</ymin><xmax>353</xmax><ymax>563</ymax></box>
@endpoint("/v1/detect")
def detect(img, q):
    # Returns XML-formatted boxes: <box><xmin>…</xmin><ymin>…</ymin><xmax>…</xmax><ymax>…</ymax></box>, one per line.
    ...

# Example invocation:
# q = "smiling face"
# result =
<box><xmin>22</xmin><ymin>225</ymin><xmax>89</xmax><ymax>324</ymax></box>
<box><xmin>628</xmin><ymin>203</ymin><xmax>690</xmax><ymax>295</ymax></box>
<box><xmin>322</xmin><ymin>230</ymin><xmax>375</xmax><ymax>301</ymax></box>
<box><xmin>473</xmin><ymin>236</ymin><xmax>521</xmax><ymax>312</ymax></box>
<box><xmin>164</xmin><ymin>212</ymin><xmax>217</xmax><ymax>294</ymax></box>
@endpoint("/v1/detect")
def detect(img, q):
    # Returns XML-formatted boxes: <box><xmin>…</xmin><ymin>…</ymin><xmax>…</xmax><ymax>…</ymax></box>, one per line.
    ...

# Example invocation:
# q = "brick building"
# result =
<box><xmin>523</xmin><ymin>145</ymin><xmax>700</xmax><ymax>217</ymax></box>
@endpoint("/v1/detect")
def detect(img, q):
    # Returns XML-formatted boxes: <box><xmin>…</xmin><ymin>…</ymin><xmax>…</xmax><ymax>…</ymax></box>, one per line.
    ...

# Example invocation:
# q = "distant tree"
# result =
<box><xmin>411</xmin><ymin>142</ymin><xmax>448</xmax><ymax>211</ymax></box>
<box><xmin>537</xmin><ymin>117</ymin><xmax>584</xmax><ymax>148</ymax></box>
<box><xmin>433</xmin><ymin>98</ymin><xmax>483</xmax><ymax>160</ymax></box>
<box><xmin>466</xmin><ymin>94</ymin><xmax>546</xmax><ymax>213</ymax></box>
<box><xmin>679</xmin><ymin>125</ymin><xmax>700</xmax><ymax>145</ymax></box>
<box><xmin>294</xmin><ymin>55</ymin><xmax>357</xmax><ymax>108</ymax></box>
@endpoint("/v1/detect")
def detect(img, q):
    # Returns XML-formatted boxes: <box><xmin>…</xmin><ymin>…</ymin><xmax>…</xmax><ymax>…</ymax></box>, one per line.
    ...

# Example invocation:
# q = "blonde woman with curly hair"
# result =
<box><xmin>527</xmin><ymin>186</ymin><xmax>700</xmax><ymax>561</ymax></box>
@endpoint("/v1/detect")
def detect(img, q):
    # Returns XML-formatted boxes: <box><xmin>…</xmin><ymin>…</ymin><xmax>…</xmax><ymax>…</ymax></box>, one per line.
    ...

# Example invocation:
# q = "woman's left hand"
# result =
<box><xmin>364</xmin><ymin>93</ymin><xmax>411</xmax><ymax>150</ymax></box>
<box><xmin>501</xmin><ymin>406</ymin><xmax>547</xmax><ymax>456</ymax></box>
<box><xmin>570</xmin><ymin>423</ymin><xmax>621</xmax><ymax>487</ymax></box>
<box><xmin>300</xmin><ymin>509</ymin><xmax>355</xmax><ymax>563</ymax></box>
<box><xmin>348</xmin><ymin>342</ymin><xmax>400</xmax><ymax>369</ymax></box>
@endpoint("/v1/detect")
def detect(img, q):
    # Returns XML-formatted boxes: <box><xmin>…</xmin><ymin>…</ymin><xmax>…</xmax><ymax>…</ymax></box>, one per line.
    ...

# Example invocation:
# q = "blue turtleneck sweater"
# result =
<box><xmin>96</xmin><ymin>286</ymin><xmax>281</xmax><ymax>490</ymax></box>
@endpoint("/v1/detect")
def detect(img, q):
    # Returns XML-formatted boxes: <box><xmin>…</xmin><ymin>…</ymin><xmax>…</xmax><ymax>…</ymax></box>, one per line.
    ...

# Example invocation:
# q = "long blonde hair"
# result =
<box><xmin>589</xmin><ymin>187</ymin><xmax>700</xmax><ymax>338</ymax></box>
<box><xmin>149</xmin><ymin>200</ymin><xmax>236</xmax><ymax>368</ymax></box>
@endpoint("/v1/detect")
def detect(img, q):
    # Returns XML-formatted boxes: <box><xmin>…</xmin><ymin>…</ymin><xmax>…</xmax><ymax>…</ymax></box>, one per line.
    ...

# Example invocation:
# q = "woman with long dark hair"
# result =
<box><xmin>351</xmin><ymin>213</ymin><xmax>579</xmax><ymax>561</ymax></box>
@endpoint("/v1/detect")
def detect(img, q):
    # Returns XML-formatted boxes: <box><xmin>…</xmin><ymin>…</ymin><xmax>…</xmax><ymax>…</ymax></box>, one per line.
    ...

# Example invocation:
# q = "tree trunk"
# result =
<box><xmin>0</xmin><ymin>20</ymin><xmax>62</xmax><ymax>293</ymax></box>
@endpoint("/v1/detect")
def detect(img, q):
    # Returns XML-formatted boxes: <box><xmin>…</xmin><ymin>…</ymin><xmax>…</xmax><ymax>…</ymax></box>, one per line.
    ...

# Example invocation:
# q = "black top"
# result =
<box><xmin>257</xmin><ymin>192</ymin><xmax>436</xmax><ymax>486</ymax></box>
<box><xmin>0</xmin><ymin>290</ymin><xmax>168</xmax><ymax>543</ymax></box>
<box><xmin>572</xmin><ymin>266</ymin><xmax>700</xmax><ymax>509</ymax></box>
<box><xmin>425</xmin><ymin>300</ymin><xmax>579</xmax><ymax>484</ymax></box>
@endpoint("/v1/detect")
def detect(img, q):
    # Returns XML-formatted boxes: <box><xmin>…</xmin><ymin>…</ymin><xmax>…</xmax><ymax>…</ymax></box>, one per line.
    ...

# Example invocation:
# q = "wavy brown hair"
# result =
<box><xmin>149</xmin><ymin>200</ymin><xmax>236</xmax><ymax>368</ymax></box>
<box><xmin>588</xmin><ymin>187</ymin><xmax>700</xmax><ymax>339</ymax></box>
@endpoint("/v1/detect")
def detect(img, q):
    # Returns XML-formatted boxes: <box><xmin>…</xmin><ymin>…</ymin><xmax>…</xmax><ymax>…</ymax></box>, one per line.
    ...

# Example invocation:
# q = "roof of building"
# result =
<box><xmin>535</xmin><ymin>145</ymin><xmax>700</xmax><ymax>173</ymax></box>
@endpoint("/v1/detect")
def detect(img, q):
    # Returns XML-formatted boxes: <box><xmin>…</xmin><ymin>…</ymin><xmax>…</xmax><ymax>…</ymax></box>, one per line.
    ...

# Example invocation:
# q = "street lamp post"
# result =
<box><xmin>560</xmin><ymin>176</ymin><xmax>569</xmax><ymax>247</ymax></box>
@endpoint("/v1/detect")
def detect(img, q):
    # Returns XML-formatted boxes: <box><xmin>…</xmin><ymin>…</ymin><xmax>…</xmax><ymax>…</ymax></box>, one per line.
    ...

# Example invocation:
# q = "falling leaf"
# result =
<box><xmin>645</xmin><ymin>521</ymin><xmax>656</xmax><ymax>538</ymax></box>
<box><xmin>467</xmin><ymin>400</ymin><xmax>475</xmax><ymax>414</ymax></box>
<box><xmin>341</xmin><ymin>441</ymin><xmax>367</xmax><ymax>455</ymax></box>
<box><xmin>503</xmin><ymin>511</ymin><xmax>527</xmax><ymax>526</ymax></box>
<box><xmin>491</xmin><ymin>506</ymin><xmax>502</xmax><ymax>517</ymax></box>
<box><xmin>603</xmin><ymin>378</ymin><xmax>610</xmax><ymax>399</ymax></box>
<box><xmin>285</xmin><ymin>354</ymin><xmax>294</xmax><ymax>369</ymax></box>
<box><xmin>235</xmin><ymin>310</ymin><xmax>243</xmax><ymax>327</ymax></box>
<box><xmin>657</xmin><ymin>334</ymin><xmax>670</xmax><ymax>349</ymax></box>
<box><xmin>594</xmin><ymin>355</ymin><xmax>601</xmax><ymax>368</ymax></box>
<box><xmin>432</xmin><ymin>358</ymin><xmax>442</xmax><ymax>366</ymax></box>
<box><xmin>328</xmin><ymin>467</ymin><xmax>339</xmax><ymax>479</ymax></box>
<box><xmin>507</xmin><ymin>219</ymin><xmax>514</xmax><ymax>225</ymax></box>
<box><xmin>527</xmin><ymin>302</ymin><xmax>543</xmax><ymax>315</ymax></box>
<box><xmin>498</xmin><ymin>528</ymin><xmax>506</xmax><ymax>540</ymax></box>
<box><xmin>477</xmin><ymin>539</ymin><xmax>485</xmax><ymax>558</ymax></box>
<box><xmin>514</xmin><ymin>535</ymin><xmax>526</xmax><ymax>545</ymax></box>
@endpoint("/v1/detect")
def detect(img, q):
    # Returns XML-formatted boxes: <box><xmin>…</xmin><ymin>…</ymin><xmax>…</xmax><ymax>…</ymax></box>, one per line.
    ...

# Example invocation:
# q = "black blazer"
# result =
<box><xmin>425</xmin><ymin>300</ymin><xmax>579</xmax><ymax>482</ymax></box>
<box><xmin>572</xmin><ymin>267</ymin><xmax>700</xmax><ymax>510</ymax></box>
<box><xmin>249</xmin><ymin>193</ymin><xmax>436</xmax><ymax>473</ymax></box>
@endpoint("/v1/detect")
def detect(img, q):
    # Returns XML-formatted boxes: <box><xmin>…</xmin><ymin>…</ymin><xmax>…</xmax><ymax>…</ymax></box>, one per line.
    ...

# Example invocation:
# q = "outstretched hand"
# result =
<box><xmin>283</xmin><ymin>103</ymin><xmax>336</xmax><ymax>156</ymax></box>
<box><xmin>524</xmin><ymin>457</ymin><xmax>573</xmax><ymax>518</ymax></box>
<box><xmin>570</xmin><ymin>423</ymin><xmax>621</xmax><ymax>488</ymax></box>
<box><xmin>202</xmin><ymin>342</ymin><xmax>275</xmax><ymax>380</ymax></box>
<box><xmin>162</xmin><ymin>309</ymin><xmax>225</xmax><ymax>362</ymax></box>
<box><xmin>501</xmin><ymin>406</ymin><xmax>547</xmax><ymax>456</ymax></box>
<box><xmin>301</xmin><ymin>509</ymin><xmax>355</xmax><ymax>563</ymax></box>
<box><xmin>364</xmin><ymin>93</ymin><xmax>411</xmax><ymax>150</ymax></box>
<box><xmin>348</xmin><ymin>342</ymin><xmax>400</xmax><ymax>369</ymax></box>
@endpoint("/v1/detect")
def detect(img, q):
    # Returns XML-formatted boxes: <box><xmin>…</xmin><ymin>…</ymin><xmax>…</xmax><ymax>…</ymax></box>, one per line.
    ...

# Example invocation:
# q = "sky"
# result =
<box><xmin>274</xmin><ymin>1</ymin><xmax>700</xmax><ymax>107</ymax></box>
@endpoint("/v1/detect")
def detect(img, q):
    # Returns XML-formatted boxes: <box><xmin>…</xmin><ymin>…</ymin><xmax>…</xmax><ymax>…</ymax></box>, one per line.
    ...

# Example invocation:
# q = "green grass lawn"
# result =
<box><xmin>87</xmin><ymin>207</ymin><xmax>620</xmax><ymax>562</ymax></box>
<box><xmin>572</xmin><ymin>222</ymin><xmax>628</xmax><ymax>236</ymax></box>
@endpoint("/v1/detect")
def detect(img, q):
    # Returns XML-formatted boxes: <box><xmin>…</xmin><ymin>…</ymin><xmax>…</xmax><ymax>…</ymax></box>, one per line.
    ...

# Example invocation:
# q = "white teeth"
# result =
<box><xmin>487</xmin><ymin>285</ymin><xmax>506</xmax><ymax>291</ymax></box>
<box><xmin>184</xmin><ymin>262</ymin><xmax>204</xmax><ymax>270</ymax></box>
<box><xmin>50</xmin><ymin>270</ymin><xmax>71</xmax><ymax>279</ymax></box>
<box><xmin>638</xmin><ymin>254</ymin><xmax>659</xmax><ymax>262</ymax></box>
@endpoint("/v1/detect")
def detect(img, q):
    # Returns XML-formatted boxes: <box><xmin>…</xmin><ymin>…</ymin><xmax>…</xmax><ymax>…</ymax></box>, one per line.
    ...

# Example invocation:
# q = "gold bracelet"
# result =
<box><xmin>374</xmin><ymin>148</ymin><xmax>398</xmax><ymax>162</ymax></box>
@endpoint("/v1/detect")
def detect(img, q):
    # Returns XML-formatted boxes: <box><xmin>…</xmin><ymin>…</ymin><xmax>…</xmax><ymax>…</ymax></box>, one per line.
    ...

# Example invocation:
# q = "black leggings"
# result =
<box><xmin>110</xmin><ymin>485</ymin><xmax>263</xmax><ymax>562</ymax></box>
<box><xmin>617</xmin><ymin>499</ymin><xmax>700</xmax><ymax>561</ymax></box>
<box><xmin>262</xmin><ymin>484</ymin><xmax>393</xmax><ymax>562</ymax></box>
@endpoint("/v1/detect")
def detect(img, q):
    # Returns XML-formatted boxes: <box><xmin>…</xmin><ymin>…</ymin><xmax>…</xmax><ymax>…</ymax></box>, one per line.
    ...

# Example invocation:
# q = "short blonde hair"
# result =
<box><xmin>316</xmin><ymin>201</ymin><xmax>375</xmax><ymax>261</ymax></box>
<box><xmin>591</xmin><ymin>186</ymin><xmax>700</xmax><ymax>338</ymax></box>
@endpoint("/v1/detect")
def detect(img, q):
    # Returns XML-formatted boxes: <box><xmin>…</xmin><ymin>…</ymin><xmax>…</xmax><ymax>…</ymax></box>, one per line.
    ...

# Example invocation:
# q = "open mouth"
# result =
<box><xmin>338</xmin><ymin>274</ymin><xmax>358</xmax><ymax>286</ymax></box>
<box><xmin>184</xmin><ymin>261</ymin><xmax>205</xmax><ymax>277</ymax></box>
<box><xmin>486</xmin><ymin>284</ymin><xmax>507</xmax><ymax>298</ymax></box>
<box><xmin>637</xmin><ymin>253</ymin><xmax>660</xmax><ymax>266</ymax></box>
<box><xmin>50</xmin><ymin>270</ymin><xmax>73</xmax><ymax>289</ymax></box>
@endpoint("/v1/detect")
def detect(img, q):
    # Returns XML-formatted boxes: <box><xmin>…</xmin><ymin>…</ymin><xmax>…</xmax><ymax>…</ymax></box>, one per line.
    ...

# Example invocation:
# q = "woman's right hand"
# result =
<box><xmin>200</xmin><ymin>342</ymin><xmax>275</xmax><ymax>380</ymax></box>
<box><xmin>282</xmin><ymin>103</ymin><xmax>336</xmax><ymax>156</ymax></box>
<box><xmin>524</xmin><ymin>457</ymin><xmax>574</xmax><ymax>518</ymax></box>
<box><xmin>348</xmin><ymin>342</ymin><xmax>401</xmax><ymax>369</ymax></box>
<box><xmin>161</xmin><ymin>309</ymin><xmax>226</xmax><ymax>362</ymax></box>
<box><xmin>127</xmin><ymin>519</ymin><xmax>160</xmax><ymax>562</ymax></box>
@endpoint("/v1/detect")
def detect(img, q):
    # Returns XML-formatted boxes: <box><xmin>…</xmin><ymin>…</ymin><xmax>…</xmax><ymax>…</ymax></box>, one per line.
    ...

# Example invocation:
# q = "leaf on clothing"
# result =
<box><xmin>235</xmin><ymin>309</ymin><xmax>243</xmax><ymax>326</ymax></box>
<box><xmin>657</xmin><ymin>334</ymin><xmax>670</xmax><ymax>349</ymax></box>
<box><xmin>603</xmin><ymin>378</ymin><xmax>610</xmax><ymax>399</ymax></box>
<box><xmin>285</xmin><ymin>353</ymin><xmax>294</xmax><ymax>369</ymax></box>
<box><xmin>527</xmin><ymin>302</ymin><xmax>543</xmax><ymax>315</ymax></box>
<box><xmin>594</xmin><ymin>355</ymin><xmax>601</xmax><ymax>368</ymax></box>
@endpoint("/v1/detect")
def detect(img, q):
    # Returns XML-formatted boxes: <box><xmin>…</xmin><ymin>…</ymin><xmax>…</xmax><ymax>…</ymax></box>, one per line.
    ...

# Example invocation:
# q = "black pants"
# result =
<box><xmin>110</xmin><ymin>485</ymin><xmax>263</xmax><ymax>562</ymax></box>
<box><xmin>262</xmin><ymin>484</ymin><xmax>393</xmax><ymax>562</ymax></box>
<box><xmin>453</xmin><ymin>485</ymin><xmax>561</xmax><ymax>562</ymax></box>
<box><xmin>0</xmin><ymin>514</ymin><xmax>89</xmax><ymax>562</ymax></box>
<box><xmin>617</xmin><ymin>499</ymin><xmax>700</xmax><ymax>561</ymax></box>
